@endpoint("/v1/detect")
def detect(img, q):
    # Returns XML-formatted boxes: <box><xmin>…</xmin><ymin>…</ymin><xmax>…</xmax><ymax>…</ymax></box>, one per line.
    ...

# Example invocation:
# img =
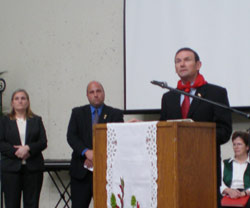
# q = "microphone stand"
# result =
<box><xmin>151</xmin><ymin>80</ymin><xmax>250</xmax><ymax>120</ymax></box>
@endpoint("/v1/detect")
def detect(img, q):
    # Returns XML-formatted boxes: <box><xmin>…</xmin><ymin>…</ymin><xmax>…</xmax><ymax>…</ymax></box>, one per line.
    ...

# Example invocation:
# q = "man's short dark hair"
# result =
<box><xmin>175</xmin><ymin>47</ymin><xmax>200</xmax><ymax>62</ymax></box>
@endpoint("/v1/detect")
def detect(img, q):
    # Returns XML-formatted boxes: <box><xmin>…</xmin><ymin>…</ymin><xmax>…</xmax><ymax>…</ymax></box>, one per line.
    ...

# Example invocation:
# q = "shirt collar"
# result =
<box><xmin>90</xmin><ymin>105</ymin><xmax>104</xmax><ymax>116</ymax></box>
<box><xmin>16</xmin><ymin>117</ymin><xmax>26</xmax><ymax>122</ymax></box>
<box><xmin>229</xmin><ymin>156</ymin><xmax>250</xmax><ymax>164</ymax></box>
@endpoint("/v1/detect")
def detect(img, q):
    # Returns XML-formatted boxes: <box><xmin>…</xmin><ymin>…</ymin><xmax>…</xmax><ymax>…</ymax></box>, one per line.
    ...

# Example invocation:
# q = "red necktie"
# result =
<box><xmin>177</xmin><ymin>74</ymin><xmax>207</xmax><ymax>119</ymax></box>
<box><xmin>181</xmin><ymin>95</ymin><xmax>190</xmax><ymax>119</ymax></box>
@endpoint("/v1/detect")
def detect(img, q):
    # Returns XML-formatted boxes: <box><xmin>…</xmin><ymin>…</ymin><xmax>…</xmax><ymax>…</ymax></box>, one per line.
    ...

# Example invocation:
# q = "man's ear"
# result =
<box><xmin>196</xmin><ymin>61</ymin><xmax>202</xmax><ymax>72</ymax></box>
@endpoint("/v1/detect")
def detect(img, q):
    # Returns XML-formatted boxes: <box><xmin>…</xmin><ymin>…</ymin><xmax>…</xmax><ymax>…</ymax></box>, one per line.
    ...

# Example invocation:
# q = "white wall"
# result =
<box><xmin>125</xmin><ymin>0</ymin><xmax>250</xmax><ymax>110</ymax></box>
<box><xmin>0</xmin><ymin>0</ymin><xmax>124</xmax><ymax>159</ymax></box>
<box><xmin>0</xmin><ymin>0</ymin><xmax>249</xmax><ymax>207</ymax></box>
<box><xmin>0</xmin><ymin>0</ymin><xmax>124</xmax><ymax>207</ymax></box>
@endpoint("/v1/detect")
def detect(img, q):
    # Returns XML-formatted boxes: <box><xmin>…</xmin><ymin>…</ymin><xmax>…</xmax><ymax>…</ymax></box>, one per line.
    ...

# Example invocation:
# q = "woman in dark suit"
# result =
<box><xmin>0</xmin><ymin>89</ymin><xmax>47</xmax><ymax>208</ymax></box>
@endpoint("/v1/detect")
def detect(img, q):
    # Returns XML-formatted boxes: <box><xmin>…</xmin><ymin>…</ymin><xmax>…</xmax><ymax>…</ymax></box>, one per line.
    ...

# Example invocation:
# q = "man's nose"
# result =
<box><xmin>180</xmin><ymin>60</ymin><xmax>185</xmax><ymax>66</ymax></box>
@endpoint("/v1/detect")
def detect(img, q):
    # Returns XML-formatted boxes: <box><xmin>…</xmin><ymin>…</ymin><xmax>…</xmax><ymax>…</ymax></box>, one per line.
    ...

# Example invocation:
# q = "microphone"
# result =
<box><xmin>151</xmin><ymin>80</ymin><xmax>168</xmax><ymax>88</ymax></box>
<box><xmin>151</xmin><ymin>80</ymin><xmax>250</xmax><ymax>119</ymax></box>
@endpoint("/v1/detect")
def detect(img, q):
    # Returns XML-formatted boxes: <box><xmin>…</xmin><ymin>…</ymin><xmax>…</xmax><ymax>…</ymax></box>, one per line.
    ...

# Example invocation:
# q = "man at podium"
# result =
<box><xmin>160</xmin><ymin>47</ymin><xmax>232</xmax><ymax>206</ymax></box>
<box><xmin>67</xmin><ymin>81</ymin><xmax>124</xmax><ymax>208</ymax></box>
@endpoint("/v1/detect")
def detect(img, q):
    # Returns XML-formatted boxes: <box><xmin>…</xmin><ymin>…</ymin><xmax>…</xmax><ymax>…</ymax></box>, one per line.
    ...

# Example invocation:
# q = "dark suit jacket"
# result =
<box><xmin>67</xmin><ymin>104</ymin><xmax>124</xmax><ymax>179</ymax></box>
<box><xmin>160</xmin><ymin>83</ymin><xmax>232</xmax><ymax>145</ymax></box>
<box><xmin>0</xmin><ymin>115</ymin><xmax>47</xmax><ymax>172</ymax></box>
<box><xmin>160</xmin><ymin>83</ymin><xmax>232</xmax><ymax>185</ymax></box>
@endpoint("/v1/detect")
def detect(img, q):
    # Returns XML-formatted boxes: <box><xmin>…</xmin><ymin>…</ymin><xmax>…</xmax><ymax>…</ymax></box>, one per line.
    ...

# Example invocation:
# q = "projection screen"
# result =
<box><xmin>125</xmin><ymin>0</ymin><xmax>250</xmax><ymax>110</ymax></box>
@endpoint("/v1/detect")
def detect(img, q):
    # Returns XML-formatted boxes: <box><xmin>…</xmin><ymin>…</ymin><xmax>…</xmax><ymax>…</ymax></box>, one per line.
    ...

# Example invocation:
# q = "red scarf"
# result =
<box><xmin>177</xmin><ymin>74</ymin><xmax>207</xmax><ymax>118</ymax></box>
<box><xmin>177</xmin><ymin>74</ymin><xmax>207</xmax><ymax>92</ymax></box>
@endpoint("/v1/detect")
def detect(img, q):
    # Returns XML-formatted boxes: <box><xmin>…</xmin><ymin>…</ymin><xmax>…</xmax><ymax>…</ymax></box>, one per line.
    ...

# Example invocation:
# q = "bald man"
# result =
<box><xmin>67</xmin><ymin>81</ymin><xmax>124</xmax><ymax>208</ymax></box>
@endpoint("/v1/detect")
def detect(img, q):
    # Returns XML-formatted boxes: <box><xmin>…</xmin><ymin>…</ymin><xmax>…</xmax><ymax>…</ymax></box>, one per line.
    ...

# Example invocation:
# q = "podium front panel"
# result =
<box><xmin>93</xmin><ymin>122</ymin><xmax>217</xmax><ymax>208</ymax></box>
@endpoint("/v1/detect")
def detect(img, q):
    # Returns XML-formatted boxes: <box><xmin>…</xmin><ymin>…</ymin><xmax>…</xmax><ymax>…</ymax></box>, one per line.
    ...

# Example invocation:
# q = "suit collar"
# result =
<box><xmin>99</xmin><ymin>104</ymin><xmax>108</xmax><ymax>123</ymax></box>
<box><xmin>172</xmin><ymin>92</ymin><xmax>182</xmax><ymax>118</ymax></box>
<box><xmin>188</xmin><ymin>84</ymin><xmax>207</xmax><ymax>117</ymax></box>
<box><xmin>9</xmin><ymin>119</ymin><xmax>22</xmax><ymax>145</ymax></box>
<box><xmin>25</xmin><ymin>118</ymin><xmax>32</xmax><ymax>143</ymax></box>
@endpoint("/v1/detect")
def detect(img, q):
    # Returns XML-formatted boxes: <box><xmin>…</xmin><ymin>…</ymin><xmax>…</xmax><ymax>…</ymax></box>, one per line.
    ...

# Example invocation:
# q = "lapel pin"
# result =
<box><xmin>197</xmin><ymin>93</ymin><xmax>202</xmax><ymax>97</ymax></box>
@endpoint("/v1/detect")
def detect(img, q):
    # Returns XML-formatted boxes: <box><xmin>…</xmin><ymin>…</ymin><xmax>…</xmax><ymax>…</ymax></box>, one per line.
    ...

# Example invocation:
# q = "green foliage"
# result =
<box><xmin>110</xmin><ymin>193</ymin><xmax>117</xmax><ymax>208</ymax></box>
<box><xmin>110</xmin><ymin>178</ymin><xmax>140</xmax><ymax>208</ymax></box>
<box><xmin>120</xmin><ymin>178</ymin><xmax>124</xmax><ymax>188</ymax></box>
<box><xmin>131</xmin><ymin>195</ymin><xmax>136</xmax><ymax>207</ymax></box>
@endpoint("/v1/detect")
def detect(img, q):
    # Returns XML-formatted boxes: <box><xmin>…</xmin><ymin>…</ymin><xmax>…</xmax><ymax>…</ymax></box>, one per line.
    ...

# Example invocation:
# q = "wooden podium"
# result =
<box><xmin>93</xmin><ymin>121</ymin><xmax>217</xmax><ymax>208</ymax></box>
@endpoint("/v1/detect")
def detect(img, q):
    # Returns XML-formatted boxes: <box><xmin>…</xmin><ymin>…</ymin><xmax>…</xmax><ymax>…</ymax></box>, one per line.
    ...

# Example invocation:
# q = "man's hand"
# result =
<box><xmin>84</xmin><ymin>159</ymin><xmax>93</xmax><ymax>168</ymax></box>
<box><xmin>85</xmin><ymin>150</ymin><xmax>93</xmax><ymax>161</ymax></box>
<box><xmin>127</xmin><ymin>118</ymin><xmax>141</xmax><ymax>122</ymax></box>
<box><xmin>14</xmin><ymin>145</ymin><xmax>30</xmax><ymax>160</ymax></box>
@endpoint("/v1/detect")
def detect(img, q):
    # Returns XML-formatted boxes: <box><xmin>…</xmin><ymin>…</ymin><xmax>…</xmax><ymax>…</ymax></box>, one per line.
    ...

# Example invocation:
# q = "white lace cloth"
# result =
<box><xmin>106</xmin><ymin>121</ymin><xmax>158</xmax><ymax>208</ymax></box>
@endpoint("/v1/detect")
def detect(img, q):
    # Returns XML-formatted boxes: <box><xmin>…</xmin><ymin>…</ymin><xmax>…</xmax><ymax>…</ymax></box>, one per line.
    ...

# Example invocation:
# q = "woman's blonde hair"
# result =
<box><xmin>9</xmin><ymin>89</ymin><xmax>34</xmax><ymax>120</ymax></box>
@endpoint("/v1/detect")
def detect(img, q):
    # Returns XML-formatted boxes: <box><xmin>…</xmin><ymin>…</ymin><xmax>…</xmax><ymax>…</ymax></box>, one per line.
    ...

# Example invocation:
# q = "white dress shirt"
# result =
<box><xmin>16</xmin><ymin>118</ymin><xmax>27</xmax><ymax>164</ymax></box>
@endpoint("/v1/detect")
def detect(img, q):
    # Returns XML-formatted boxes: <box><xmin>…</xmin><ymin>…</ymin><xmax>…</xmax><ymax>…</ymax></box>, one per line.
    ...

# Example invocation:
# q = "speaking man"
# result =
<box><xmin>160</xmin><ymin>47</ymin><xmax>232</xmax><ymax>207</ymax></box>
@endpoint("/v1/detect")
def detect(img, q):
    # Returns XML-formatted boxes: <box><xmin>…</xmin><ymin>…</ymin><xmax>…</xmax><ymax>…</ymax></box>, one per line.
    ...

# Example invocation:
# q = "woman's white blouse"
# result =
<box><xmin>220</xmin><ymin>157</ymin><xmax>250</xmax><ymax>194</ymax></box>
